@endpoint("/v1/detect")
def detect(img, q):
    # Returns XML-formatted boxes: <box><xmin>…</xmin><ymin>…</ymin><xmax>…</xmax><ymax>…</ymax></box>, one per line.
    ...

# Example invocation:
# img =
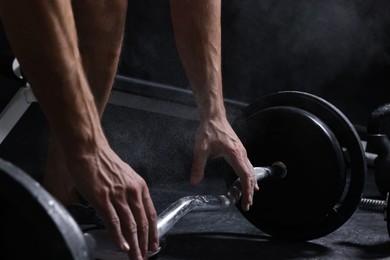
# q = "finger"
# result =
<box><xmin>226</xmin><ymin>154</ymin><xmax>254</xmax><ymax>211</ymax></box>
<box><xmin>126</xmin><ymin>189</ymin><xmax>150</xmax><ymax>259</ymax></box>
<box><xmin>113</xmin><ymin>196</ymin><xmax>143</xmax><ymax>260</ymax></box>
<box><xmin>191</xmin><ymin>144</ymin><xmax>209</xmax><ymax>186</ymax></box>
<box><xmin>94</xmin><ymin>199</ymin><xmax>130</xmax><ymax>253</ymax></box>
<box><xmin>142</xmin><ymin>187</ymin><xmax>159</xmax><ymax>252</ymax></box>
<box><xmin>246</xmin><ymin>158</ymin><xmax>259</xmax><ymax>191</ymax></box>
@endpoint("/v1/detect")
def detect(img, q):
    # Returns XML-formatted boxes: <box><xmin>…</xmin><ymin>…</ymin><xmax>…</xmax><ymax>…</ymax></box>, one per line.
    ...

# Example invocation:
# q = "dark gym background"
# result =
<box><xmin>118</xmin><ymin>0</ymin><xmax>390</xmax><ymax>125</ymax></box>
<box><xmin>1</xmin><ymin>1</ymin><xmax>390</xmax><ymax>259</ymax></box>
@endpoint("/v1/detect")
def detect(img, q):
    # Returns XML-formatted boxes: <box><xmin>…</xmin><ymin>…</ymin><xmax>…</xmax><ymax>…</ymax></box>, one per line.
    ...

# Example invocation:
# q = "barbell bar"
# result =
<box><xmin>87</xmin><ymin>162</ymin><xmax>287</xmax><ymax>259</ymax></box>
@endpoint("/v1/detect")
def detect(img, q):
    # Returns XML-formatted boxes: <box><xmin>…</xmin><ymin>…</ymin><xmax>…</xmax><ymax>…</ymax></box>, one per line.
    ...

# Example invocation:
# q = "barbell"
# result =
<box><xmin>0</xmin><ymin>91</ymin><xmax>369</xmax><ymax>259</ymax></box>
<box><xmin>86</xmin><ymin>91</ymin><xmax>367</xmax><ymax>258</ymax></box>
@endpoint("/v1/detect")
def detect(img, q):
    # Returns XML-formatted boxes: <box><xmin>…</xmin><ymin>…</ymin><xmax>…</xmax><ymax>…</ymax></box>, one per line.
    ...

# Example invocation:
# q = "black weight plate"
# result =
<box><xmin>232</xmin><ymin>91</ymin><xmax>366</xmax><ymax>240</ymax></box>
<box><xmin>387</xmin><ymin>193</ymin><xmax>390</xmax><ymax>239</ymax></box>
<box><xmin>0</xmin><ymin>158</ymin><xmax>91</xmax><ymax>259</ymax></box>
<box><xmin>242</xmin><ymin>106</ymin><xmax>346</xmax><ymax>232</ymax></box>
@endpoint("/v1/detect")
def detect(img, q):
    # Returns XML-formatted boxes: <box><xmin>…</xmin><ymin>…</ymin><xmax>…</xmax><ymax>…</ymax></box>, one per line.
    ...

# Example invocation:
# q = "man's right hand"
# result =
<box><xmin>65</xmin><ymin>140</ymin><xmax>159</xmax><ymax>260</ymax></box>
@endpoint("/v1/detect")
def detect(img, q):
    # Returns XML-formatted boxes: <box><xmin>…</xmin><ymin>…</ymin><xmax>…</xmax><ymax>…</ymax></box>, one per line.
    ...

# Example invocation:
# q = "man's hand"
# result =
<box><xmin>191</xmin><ymin>116</ymin><xmax>259</xmax><ymax>211</ymax></box>
<box><xmin>66</xmin><ymin>140</ymin><xmax>159</xmax><ymax>260</ymax></box>
<box><xmin>169</xmin><ymin>0</ymin><xmax>258</xmax><ymax>210</ymax></box>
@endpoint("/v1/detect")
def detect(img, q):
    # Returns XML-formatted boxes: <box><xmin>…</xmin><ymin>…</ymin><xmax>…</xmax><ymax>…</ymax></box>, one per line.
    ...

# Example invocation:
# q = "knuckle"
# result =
<box><xmin>199</xmin><ymin>143</ymin><xmax>209</xmax><ymax>152</ymax></box>
<box><xmin>105</xmin><ymin>216</ymin><xmax>121</xmax><ymax>231</ymax></box>
<box><xmin>128</xmin><ymin>178</ymin><xmax>147</xmax><ymax>194</ymax></box>
<box><xmin>245</xmin><ymin>169</ymin><xmax>254</xmax><ymax>177</ymax></box>
<box><xmin>138</xmin><ymin>220</ymin><xmax>149</xmax><ymax>232</ymax></box>
<box><xmin>128</xmin><ymin>221</ymin><xmax>138</xmax><ymax>234</ymax></box>
<box><xmin>111</xmin><ymin>217</ymin><xmax>121</xmax><ymax>225</ymax></box>
<box><xmin>139</xmin><ymin>178</ymin><xmax>147</xmax><ymax>189</ymax></box>
<box><xmin>195</xmin><ymin>139</ymin><xmax>209</xmax><ymax>152</ymax></box>
<box><xmin>148</xmin><ymin>211</ymin><xmax>158</xmax><ymax>223</ymax></box>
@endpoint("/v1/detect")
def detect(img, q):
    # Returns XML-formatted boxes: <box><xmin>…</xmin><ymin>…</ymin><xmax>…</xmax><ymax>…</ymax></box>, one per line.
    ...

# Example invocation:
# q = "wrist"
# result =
<box><xmin>197</xmin><ymin>96</ymin><xmax>226</xmax><ymax>122</ymax></box>
<box><xmin>199</xmin><ymin>108</ymin><xmax>228</xmax><ymax>126</ymax></box>
<box><xmin>199</xmin><ymin>108</ymin><xmax>226</xmax><ymax>123</ymax></box>
<box><xmin>193</xmin><ymin>85</ymin><xmax>226</xmax><ymax>121</ymax></box>
<box><xmin>54</xmin><ymin>110</ymin><xmax>109</xmax><ymax>161</ymax></box>
<box><xmin>61</xmin><ymin>125</ymin><xmax>108</xmax><ymax>157</ymax></box>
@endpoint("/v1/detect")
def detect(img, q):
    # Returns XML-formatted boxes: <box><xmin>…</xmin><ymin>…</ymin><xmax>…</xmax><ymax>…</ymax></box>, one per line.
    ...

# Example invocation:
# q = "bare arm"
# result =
<box><xmin>0</xmin><ymin>1</ymin><xmax>97</xmax><ymax>149</ymax></box>
<box><xmin>0</xmin><ymin>1</ymin><xmax>158</xmax><ymax>259</ymax></box>
<box><xmin>170</xmin><ymin>0</ymin><xmax>258</xmax><ymax>211</ymax></box>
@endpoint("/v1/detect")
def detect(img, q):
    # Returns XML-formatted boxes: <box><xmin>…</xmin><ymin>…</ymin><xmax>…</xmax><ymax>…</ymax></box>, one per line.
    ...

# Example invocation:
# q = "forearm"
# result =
<box><xmin>0</xmin><ymin>1</ymin><xmax>105</xmax><ymax>154</ymax></box>
<box><xmin>170</xmin><ymin>0</ymin><xmax>226</xmax><ymax>121</ymax></box>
